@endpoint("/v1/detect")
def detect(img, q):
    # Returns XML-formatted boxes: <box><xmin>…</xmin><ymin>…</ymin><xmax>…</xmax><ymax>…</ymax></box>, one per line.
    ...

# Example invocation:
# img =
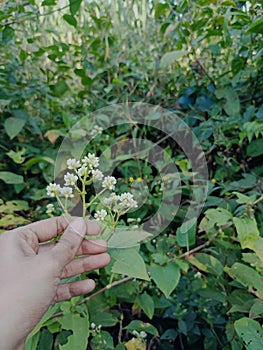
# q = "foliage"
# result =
<box><xmin>0</xmin><ymin>0</ymin><xmax>263</xmax><ymax>349</ymax></box>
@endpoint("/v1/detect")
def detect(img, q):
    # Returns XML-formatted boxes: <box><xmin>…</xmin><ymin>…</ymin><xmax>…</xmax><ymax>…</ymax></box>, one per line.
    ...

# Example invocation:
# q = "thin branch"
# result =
<box><xmin>80</xmin><ymin>276</ymin><xmax>133</xmax><ymax>304</ymax></box>
<box><xmin>170</xmin><ymin>222</ymin><xmax>233</xmax><ymax>261</ymax></box>
<box><xmin>0</xmin><ymin>0</ymin><xmax>80</xmax><ymax>28</ymax></box>
<box><xmin>50</xmin><ymin>276</ymin><xmax>133</xmax><ymax>319</ymax></box>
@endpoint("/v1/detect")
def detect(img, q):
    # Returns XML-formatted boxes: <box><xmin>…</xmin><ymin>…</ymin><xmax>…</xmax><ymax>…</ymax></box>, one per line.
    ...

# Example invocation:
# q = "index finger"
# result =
<box><xmin>16</xmin><ymin>216</ymin><xmax>101</xmax><ymax>243</ymax></box>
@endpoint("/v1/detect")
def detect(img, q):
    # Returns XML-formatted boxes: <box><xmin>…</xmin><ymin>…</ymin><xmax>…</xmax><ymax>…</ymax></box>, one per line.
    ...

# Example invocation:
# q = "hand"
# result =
<box><xmin>0</xmin><ymin>216</ymin><xmax>110</xmax><ymax>350</ymax></box>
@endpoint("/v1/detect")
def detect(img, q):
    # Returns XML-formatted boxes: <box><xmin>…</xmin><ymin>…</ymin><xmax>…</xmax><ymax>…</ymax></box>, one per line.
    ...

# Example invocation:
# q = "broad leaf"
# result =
<box><xmin>137</xmin><ymin>292</ymin><xmax>155</xmax><ymax>319</ymax></box>
<box><xmin>160</xmin><ymin>50</ymin><xmax>188</xmax><ymax>68</ymax></box>
<box><xmin>4</xmin><ymin>117</ymin><xmax>26</xmax><ymax>139</ymax></box>
<box><xmin>110</xmin><ymin>246</ymin><xmax>149</xmax><ymax>280</ymax></box>
<box><xmin>149</xmin><ymin>263</ymin><xmax>180</xmax><ymax>298</ymax></box>
<box><xmin>234</xmin><ymin>318</ymin><xmax>263</xmax><ymax>350</ymax></box>
<box><xmin>186</xmin><ymin>253</ymin><xmax>224</xmax><ymax>276</ymax></box>
<box><xmin>0</xmin><ymin>171</ymin><xmax>24</xmax><ymax>184</ymax></box>
<box><xmin>108</xmin><ymin>229</ymin><xmax>152</xmax><ymax>248</ymax></box>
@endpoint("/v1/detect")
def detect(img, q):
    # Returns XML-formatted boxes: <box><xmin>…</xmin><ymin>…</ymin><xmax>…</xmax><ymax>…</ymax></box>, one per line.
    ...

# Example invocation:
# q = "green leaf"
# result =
<box><xmin>124</xmin><ymin>320</ymin><xmax>159</xmax><ymax>336</ymax></box>
<box><xmin>215</xmin><ymin>87</ymin><xmax>240</xmax><ymax>116</ymax></box>
<box><xmin>4</xmin><ymin>117</ymin><xmax>26</xmax><ymax>139</ymax></box>
<box><xmin>108</xmin><ymin>229</ymin><xmax>152</xmax><ymax>248</ymax></box>
<box><xmin>137</xmin><ymin>292</ymin><xmax>155</xmax><ymax>319</ymax></box>
<box><xmin>247</xmin><ymin>139</ymin><xmax>263</xmax><ymax>157</ymax></box>
<box><xmin>246</xmin><ymin>18</ymin><xmax>263</xmax><ymax>35</ymax></box>
<box><xmin>50</xmin><ymin>80</ymin><xmax>69</xmax><ymax>96</ymax></box>
<box><xmin>42</xmin><ymin>0</ymin><xmax>56</xmax><ymax>5</ymax></box>
<box><xmin>233</xmin><ymin>216</ymin><xmax>259</xmax><ymax>249</ymax></box>
<box><xmin>58</xmin><ymin>313</ymin><xmax>89</xmax><ymax>350</ymax></box>
<box><xmin>0</xmin><ymin>171</ymin><xmax>24</xmax><ymax>184</ymax></box>
<box><xmin>234</xmin><ymin>318</ymin><xmax>263</xmax><ymax>350</ymax></box>
<box><xmin>160</xmin><ymin>50</ymin><xmax>188</xmax><ymax>68</ymax></box>
<box><xmin>225</xmin><ymin>263</ymin><xmax>263</xmax><ymax>299</ymax></box>
<box><xmin>0</xmin><ymin>200</ymin><xmax>28</xmax><ymax>213</ymax></box>
<box><xmin>70</xmin><ymin>0</ymin><xmax>82</xmax><ymax>16</ymax></box>
<box><xmin>2</xmin><ymin>26</ymin><xmax>14</xmax><ymax>43</ymax></box>
<box><xmin>249</xmin><ymin>299</ymin><xmax>263</xmax><ymax>319</ymax></box>
<box><xmin>199</xmin><ymin>208</ymin><xmax>233</xmax><ymax>232</ymax></box>
<box><xmin>24</xmin><ymin>156</ymin><xmax>55</xmax><ymax>168</ymax></box>
<box><xmin>186</xmin><ymin>253</ymin><xmax>224</xmax><ymax>276</ymax></box>
<box><xmin>110</xmin><ymin>246</ymin><xmax>149</xmax><ymax>281</ymax></box>
<box><xmin>26</xmin><ymin>305</ymin><xmax>59</xmax><ymax>342</ymax></box>
<box><xmin>63</xmin><ymin>14</ymin><xmax>77</xmax><ymax>27</ymax></box>
<box><xmin>149</xmin><ymin>263</ymin><xmax>180</xmax><ymax>298</ymax></box>
<box><xmin>176</xmin><ymin>218</ymin><xmax>196</xmax><ymax>248</ymax></box>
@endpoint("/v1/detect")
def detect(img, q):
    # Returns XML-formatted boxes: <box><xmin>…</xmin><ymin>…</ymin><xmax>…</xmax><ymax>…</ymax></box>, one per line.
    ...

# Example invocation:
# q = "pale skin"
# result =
<box><xmin>0</xmin><ymin>217</ymin><xmax>110</xmax><ymax>350</ymax></box>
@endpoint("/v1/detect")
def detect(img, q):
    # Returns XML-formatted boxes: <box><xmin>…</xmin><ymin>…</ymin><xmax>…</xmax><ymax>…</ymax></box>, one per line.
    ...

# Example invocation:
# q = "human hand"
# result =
<box><xmin>0</xmin><ymin>216</ymin><xmax>110</xmax><ymax>350</ymax></box>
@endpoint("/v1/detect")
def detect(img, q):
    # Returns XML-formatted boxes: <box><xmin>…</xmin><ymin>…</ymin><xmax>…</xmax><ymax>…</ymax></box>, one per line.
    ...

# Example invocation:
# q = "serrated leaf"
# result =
<box><xmin>110</xmin><ymin>246</ymin><xmax>149</xmax><ymax>281</ymax></box>
<box><xmin>108</xmin><ymin>229</ymin><xmax>152</xmax><ymax>248</ymax></box>
<box><xmin>4</xmin><ymin>117</ymin><xmax>26</xmax><ymax>139</ymax></box>
<box><xmin>149</xmin><ymin>263</ymin><xmax>180</xmax><ymax>297</ymax></box>
<box><xmin>234</xmin><ymin>318</ymin><xmax>263</xmax><ymax>350</ymax></box>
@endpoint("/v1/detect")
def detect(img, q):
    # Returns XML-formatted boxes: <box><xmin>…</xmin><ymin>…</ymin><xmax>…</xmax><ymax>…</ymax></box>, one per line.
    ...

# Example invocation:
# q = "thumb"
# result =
<box><xmin>51</xmin><ymin>217</ymin><xmax>86</xmax><ymax>267</ymax></box>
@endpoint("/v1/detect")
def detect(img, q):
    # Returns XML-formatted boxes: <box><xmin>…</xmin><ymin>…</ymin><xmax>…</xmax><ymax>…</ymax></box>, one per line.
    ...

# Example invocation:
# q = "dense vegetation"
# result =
<box><xmin>0</xmin><ymin>0</ymin><xmax>263</xmax><ymax>349</ymax></box>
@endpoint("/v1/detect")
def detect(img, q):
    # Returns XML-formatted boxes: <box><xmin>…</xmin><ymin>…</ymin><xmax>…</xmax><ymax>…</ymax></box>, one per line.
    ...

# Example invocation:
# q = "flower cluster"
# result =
<box><xmin>46</xmin><ymin>154</ymin><xmax>138</xmax><ymax>228</ymax></box>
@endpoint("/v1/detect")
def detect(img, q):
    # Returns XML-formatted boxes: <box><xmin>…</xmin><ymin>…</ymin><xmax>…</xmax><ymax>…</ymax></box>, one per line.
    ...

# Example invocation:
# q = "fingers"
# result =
<box><xmin>50</xmin><ymin>218</ymin><xmax>86</xmax><ymax>266</ymax></box>
<box><xmin>39</xmin><ymin>239</ymin><xmax>107</xmax><ymax>256</ymax></box>
<box><xmin>54</xmin><ymin>279</ymin><xmax>96</xmax><ymax>302</ymax></box>
<box><xmin>61</xmin><ymin>252</ymin><xmax>110</xmax><ymax>279</ymax></box>
<box><xmin>17</xmin><ymin>216</ymin><xmax>101</xmax><ymax>243</ymax></box>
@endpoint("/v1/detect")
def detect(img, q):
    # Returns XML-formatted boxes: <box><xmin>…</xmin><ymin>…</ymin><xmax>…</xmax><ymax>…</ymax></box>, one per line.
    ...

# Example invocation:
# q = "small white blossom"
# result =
<box><xmin>64</xmin><ymin>173</ymin><xmax>78</xmax><ymax>186</ymax></box>
<box><xmin>90</xmin><ymin>125</ymin><xmax>103</xmax><ymax>138</ymax></box>
<box><xmin>91</xmin><ymin>323</ymin><xmax>96</xmax><ymax>329</ymax></box>
<box><xmin>132</xmin><ymin>330</ymin><xmax>139</xmax><ymax>337</ymax></box>
<box><xmin>46</xmin><ymin>203</ymin><xmax>54</xmax><ymax>214</ymax></box>
<box><xmin>103</xmin><ymin>193</ymin><xmax>119</xmax><ymax>206</ymax></box>
<box><xmin>66</xmin><ymin>158</ymin><xmax>81</xmax><ymax>170</ymax></box>
<box><xmin>82</xmin><ymin>153</ymin><xmax>99</xmax><ymax>169</ymax></box>
<box><xmin>140</xmin><ymin>331</ymin><xmax>147</xmax><ymax>338</ymax></box>
<box><xmin>47</xmin><ymin>183</ymin><xmax>61</xmax><ymax>197</ymax></box>
<box><xmin>92</xmin><ymin>169</ymin><xmax>104</xmax><ymax>181</ymax></box>
<box><xmin>60</xmin><ymin>186</ymin><xmax>74</xmax><ymax>198</ymax></box>
<box><xmin>102</xmin><ymin>176</ymin><xmax>117</xmax><ymax>190</ymax></box>
<box><xmin>94</xmin><ymin>209</ymin><xmax>107</xmax><ymax>221</ymax></box>
<box><xmin>77</xmin><ymin>165</ymin><xmax>89</xmax><ymax>177</ymax></box>
<box><xmin>118</xmin><ymin>192</ymin><xmax>138</xmax><ymax>208</ymax></box>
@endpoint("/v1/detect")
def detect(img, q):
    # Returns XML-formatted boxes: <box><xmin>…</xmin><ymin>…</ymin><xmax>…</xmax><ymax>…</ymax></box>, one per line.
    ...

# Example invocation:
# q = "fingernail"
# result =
<box><xmin>70</xmin><ymin>218</ymin><xmax>86</xmax><ymax>237</ymax></box>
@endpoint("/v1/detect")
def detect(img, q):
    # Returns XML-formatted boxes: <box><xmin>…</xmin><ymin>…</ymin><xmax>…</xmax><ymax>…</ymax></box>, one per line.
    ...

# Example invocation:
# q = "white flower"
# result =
<box><xmin>140</xmin><ymin>331</ymin><xmax>147</xmax><ymax>338</ymax></box>
<box><xmin>66</xmin><ymin>158</ymin><xmax>81</xmax><ymax>170</ymax></box>
<box><xmin>118</xmin><ymin>192</ymin><xmax>138</xmax><ymax>208</ymax></box>
<box><xmin>60</xmin><ymin>186</ymin><xmax>74</xmax><ymax>198</ymax></box>
<box><xmin>92</xmin><ymin>169</ymin><xmax>104</xmax><ymax>181</ymax></box>
<box><xmin>102</xmin><ymin>176</ymin><xmax>117</xmax><ymax>190</ymax></box>
<box><xmin>82</xmin><ymin>153</ymin><xmax>99</xmax><ymax>169</ymax></box>
<box><xmin>46</xmin><ymin>203</ymin><xmax>54</xmax><ymax>214</ymax></box>
<box><xmin>91</xmin><ymin>322</ymin><xmax>96</xmax><ymax>329</ymax></box>
<box><xmin>77</xmin><ymin>165</ymin><xmax>89</xmax><ymax>177</ymax></box>
<box><xmin>47</xmin><ymin>183</ymin><xmax>61</xmax><ymax>197</ymax></box>
<box><xmin>94</xmin><ymin>209</ymin><xmax>107</xmax><ymax>221</ymax></box>
<box><xmin>90</xmin><ymin>125</ymin><xmax>103</xmax><ymax>138</ymax></box>
<box><xmin>102</xmin><ymin>193</ymin><xmax>119</xmax><ymax>206</ymax></box>
<box><xmin>64</xmin><ymin>173</ymin><xmax>78</xmax><ymax>186</ymax></box>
